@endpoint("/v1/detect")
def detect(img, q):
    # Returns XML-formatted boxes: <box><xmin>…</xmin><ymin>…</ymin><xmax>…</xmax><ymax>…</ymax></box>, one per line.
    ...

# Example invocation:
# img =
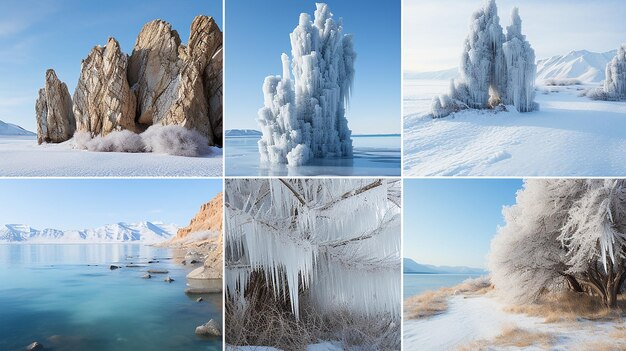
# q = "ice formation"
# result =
<box><xmin>225</xmin><ymin>179</ymin><xmax>400</xmax><ymax>320</ymax></box>
<box><xmin>257</xmin><ymin>3</ymin><xmax>355</xmax><ymax>166</ymax></box>
<box><xmin>432</xmin><ymin>0</ymin><xmax>537</xmax><ymax>118</ymax></box>
<box><xmin>593</xmin><ymin>44</ymin><xmax>626</xmax><ymax>101</ymax></box>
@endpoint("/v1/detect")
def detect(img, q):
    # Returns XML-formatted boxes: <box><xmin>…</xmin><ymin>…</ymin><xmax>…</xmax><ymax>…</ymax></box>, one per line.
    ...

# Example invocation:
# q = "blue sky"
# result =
<box><xmin>0</xmin><ymin>0</ymin><xmax>222</xmax><ymax>132</ymax></box>
<box><xmin>0</xmin><ymin>179</ymin><xmax>222</xmax><ymax>230</ymax></box>
<box><xmin>404</xmin><ymin>0</ymin><xmax>626</xmax><ymax>72</ymax></box>
<box><xmin>403</xmin><ymin>179</ymin><xmax>523</xmax><ymax>269</ymax></box>
<box><xmin>225</xmin><ymin>0</ymin><xmax>401</xmax><ymax>134</ymax></box>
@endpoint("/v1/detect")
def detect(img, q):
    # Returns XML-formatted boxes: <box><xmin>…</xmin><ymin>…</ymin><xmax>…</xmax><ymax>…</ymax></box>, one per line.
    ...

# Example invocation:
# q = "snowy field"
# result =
<box><xmin>404</xmin><ymin>295</ymin><xmax>626</xmax><ymax>350</ymax></box>
<box><xmin>225</xmin><ymin>135</ymin><xmax>400</xmax><ymax>176</ymax></box>
<box><xmin>403</xmin><ymin>79</ymin><xmax>626</xmax><ymax>176</ymax></box>
<box><xmin>0</xmin><ymin>136</ymin><xmax>223</xmax><ymax>176</ymax></box>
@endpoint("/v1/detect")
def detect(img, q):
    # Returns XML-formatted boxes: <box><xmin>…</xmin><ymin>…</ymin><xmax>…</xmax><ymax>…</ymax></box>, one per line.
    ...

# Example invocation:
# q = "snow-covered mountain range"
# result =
<box><xmin>536</xmin><ymin>49</ymin><xmax>616</xmax><ymax>83</ymax></box>
<box><xmin>0</xmin><ymin>221</ymin><xmax>177</xmax><ymax>244</ymax></box>
<box><xmin>403</xmin><ymin>258</ymin><xmax>486</xmax><ymax>275</ymax></box>
<box><xmin>0</xmin><ymin>120</ymin><xmax>35</xmax><ymax>136</ymax></box>
<box><xmin>405</xmin><ymin>49</ymin><xmax>617</xmax><ymax>84</ymax></box>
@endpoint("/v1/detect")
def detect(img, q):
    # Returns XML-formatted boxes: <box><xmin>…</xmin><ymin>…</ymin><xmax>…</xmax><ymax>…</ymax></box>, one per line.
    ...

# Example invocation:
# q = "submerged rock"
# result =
<box><xmin>185</xmin><ymin>287</ymin><xmax>221</xmax><ymax>294</ymax></box>
<box><xmin>35</xmin><ymin>69</ymin><xmax>75</xmax><ymax>144</ymax></box>
<box><xmin>26</xmin><ymin>341</ymin><xmax>43</xmax><ymax>351</ymax></box>
<box><xmin>194</xmin><ymin>319</ymin><xmax>221</xmax><ymax>337</ymax></box>
<box><xmin>147</xmin><ymin>269</ymin><xmax>168</xmax><ymax>274</ymax></box>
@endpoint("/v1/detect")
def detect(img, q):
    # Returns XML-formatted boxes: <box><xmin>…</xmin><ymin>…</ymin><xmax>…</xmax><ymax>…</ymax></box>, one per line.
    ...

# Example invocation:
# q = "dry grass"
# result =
<box><xmin>226</xmin><ymin>272</ymin><xmax>400</xmax><ymax>350</ymax></box>
<box><xmin>572</xmin><ymin>326</ymin><xmax>626</xmax><ymax>350</ymax></box>
<box><xmin>505</xmin><ymin>292</ymin><xmax>626</xmax><ymax>323</ymax></box>
<box><xmin>455</xmin><ymin>325</ymin><xmax>554</xmax><ymax>351</ymax></box>
<box><xmin>404</xmin><ymin>276</ymin><xmax>492</xmax><ymax>320</ymax></box>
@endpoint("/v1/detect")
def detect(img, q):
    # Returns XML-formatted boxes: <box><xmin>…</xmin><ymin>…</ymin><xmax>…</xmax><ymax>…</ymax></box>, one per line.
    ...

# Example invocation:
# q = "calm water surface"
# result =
<box><xmin>403</xmin><ymin>273</ymin><xmax>483</xmax><ymax>300</ymax></box>
<box><xmin>225</xmin><ymin>135</ymin><xmax>401</xmax><ymax>176</ymax></box>
<box><xmin>0</xmin><ymin>244</ymin><xmax>222</xmax><ymax>351</ymax></box>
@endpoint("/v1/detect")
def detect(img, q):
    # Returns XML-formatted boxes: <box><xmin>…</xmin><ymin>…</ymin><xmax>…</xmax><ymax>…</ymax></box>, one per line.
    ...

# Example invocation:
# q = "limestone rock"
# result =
<box><xmin>127</xmin><ymin>20</ymin><xmax>181</xmax><ymax>127</ymax></box>
<box><xmin>176</xmin><ymin>192</ymin><xmax>223</xmax><ymax>239</ymax></box>
<box><xmin>35</xmin><ymin>69</ymin><xmax>75</xmax><ymax>144</ymax></box>
<box><xmin>195</xmin><ymin>319</ymin><xmax>221</xmax><ymax>337</ymax></box>
<box><xmin>128</xmin><ymin>16</ymin><xmax>223</xmax><ymax>146</ymax></box>
<box><xmin>73</xmin><ymin>37</ymin><xmax>137</xmax><ymax>136</ymax></box>
<box><xmin>26</xmin><ymin>341</ymin><xmax>43</xmax><ymax>351</ymax></box>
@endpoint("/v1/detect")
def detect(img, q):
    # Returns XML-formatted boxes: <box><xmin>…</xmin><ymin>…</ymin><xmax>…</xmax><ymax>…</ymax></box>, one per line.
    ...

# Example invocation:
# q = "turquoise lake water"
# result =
<box><xmin>225</xmin><ymin>135</ymin><xmax>401</xmax><ymax>176</ymax></box>
<box><xmin>0</xmin><ymin>244</ymin><xmax>222</xmax><ymax>351</ymax></box>
<box><xmin>403</xmin><ymin>273</ymin><xmax>483</xmax><ymax>300</ymax></box>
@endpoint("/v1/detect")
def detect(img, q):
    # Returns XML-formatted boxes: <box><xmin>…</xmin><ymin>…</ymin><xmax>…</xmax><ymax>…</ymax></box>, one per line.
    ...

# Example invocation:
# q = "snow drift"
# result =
<box><xmin>73</xmin><ymin>125</ymin><xmax>211</xmax><ymax>157</ymax></box>
<box><xmin>432</xmin><ymin>0</ymin><xmax>537</xmax><ymax>118</ymax></box>
<box><xmin>257</xmin><ymin>3</ymin><xmax>355</xmax><ymax>166</ymax></box>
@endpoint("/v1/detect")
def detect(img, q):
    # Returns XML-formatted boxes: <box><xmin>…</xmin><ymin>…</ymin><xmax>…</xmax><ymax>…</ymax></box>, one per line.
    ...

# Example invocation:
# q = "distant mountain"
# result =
<box><xmin>536</xmin><ymin>49</ymin><xmax>616</xmax><ymax>83</ymax></box>
<box><xmin>403</xmin><ymin>258</ymin><xmax>486</xmax><ymax>275</ymax></box>
<box><xmin>0</xmin><ymin>120</ymin><xmax>35</xmax><ymax>136</ymax></box>
<box><xmin>0</xmin><ymin>221</ymin><xmax>177</xmax><ymax>244</ymax></box>
<box><xmin>405</xmin><ymin>49</ymin><xmax>616</xmax><ymax>84</ymax></box>
<box><xmin>404</xmin><ymin>67</ymin><xmax>458</xmax><ymax>80</ymax></box>
<box><xmin>225</xmin><ymin>129</ymin><xmax>262</xmax><ymax>137</ymax></box>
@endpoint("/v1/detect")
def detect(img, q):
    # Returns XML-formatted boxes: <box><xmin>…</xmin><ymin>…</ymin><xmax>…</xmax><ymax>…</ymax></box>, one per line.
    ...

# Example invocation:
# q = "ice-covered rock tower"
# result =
<box><xmin>432</xmin><ymin>0</ymin><xmax>537</xmax><ymax>118</ymax></box>
<box><xmin>257</xmin><ymin>3</ymin><xmax>356</xmax><ymax>166</ymax></box>
<box><xmin>604</xmin><ymin>44</ymin><xmax>626</xmax><ymax>100</ymax></box>
<box><xmin>502</xmin><ymin>8</ymin><xmax>537</xmax><ymax>112</ymax></box>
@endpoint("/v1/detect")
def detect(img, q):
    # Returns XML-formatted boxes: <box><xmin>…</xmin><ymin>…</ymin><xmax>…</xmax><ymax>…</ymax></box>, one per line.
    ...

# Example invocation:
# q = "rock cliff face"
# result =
<box><xmin>171</xmin><ymin>192</ymin><xmax>223</xmax><ymax>280</ymax></box>
<box><xmin>73</xmin><ymin>38</ymin><xmax>137</xmax><ymax>136</ymax></box>
<box><xmin>36</xmin><ymin>15</ymin><xmax>222</xmax><ymax>146</ymax></box>
<box><xmin>175</xmin><ymin>192</ymin><xmax>223</xmax><ymax>240</ymax></box>
<box><xmin>35</xmin><ymin>69</ymin><xmax>75</xmax><ymax>144</ymax></box>
<box><xmin>129</xmin><ymin>15</ymin><xmax>223</xmax><ymax>145</ymax></box>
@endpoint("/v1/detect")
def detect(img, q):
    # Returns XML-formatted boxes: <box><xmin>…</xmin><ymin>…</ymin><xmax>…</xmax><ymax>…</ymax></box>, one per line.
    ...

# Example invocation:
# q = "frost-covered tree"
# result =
<box><xmin>489</xmin><ymin>179</ymin><xmax>626</xmax><ymax>308</ymax></box>
<box><xmin>258</xmin><ymin>3</ymin><xmax>355</xmax><ymax>166</ymax></box>
<box><xmin>502</xmin><ymin>8</ymin><xmax>538</xmax><ymax>112</ymax></box>
<box><xmin>432</xmin><ymin>0</ymin><xmax>538</xmax><ymax>118</ymax></box>
<box><xmin>225</xmin><ymin>178</ymin><xmax>400</xmax><ymax>348</ymax></box>
<box><xmin>602</xmin><ymin>44</ymin><xmax>626</xmax><ymax>100</ymax></box>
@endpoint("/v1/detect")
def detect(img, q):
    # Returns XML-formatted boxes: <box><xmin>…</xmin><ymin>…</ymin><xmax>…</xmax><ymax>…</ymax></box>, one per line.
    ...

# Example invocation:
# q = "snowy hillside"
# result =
<box><xmin>403</xmin><ymin>258</ymin><xmax>486</xmax><ymax>274</ymax></box>
<box><xmin>404</xmin><ymin>68</ymin><xmax>458</xmax><ymax>80</ymax></box>
<box><xmin>224</xmin><ymin>129</ymin><xmax>262</xmax><ymax>137</ymax></box>
<box><xmin>0</xmin><ymin>120</ymin><xmax>35</xmax><ymax>136</ymax></box>
<box><xmin>0</xmin><ymin>221</ymin><xmax>177</xmax><ymax>244</ymax></box>
<box><xmin>536</xmin><ymin>49</ymin><xmax>616</xmax><ymax>83</ymax></box>
<box><xmin>406</xmin><ymin>49</ymin><xmax>616</xmax><ymax>84</ymax></box>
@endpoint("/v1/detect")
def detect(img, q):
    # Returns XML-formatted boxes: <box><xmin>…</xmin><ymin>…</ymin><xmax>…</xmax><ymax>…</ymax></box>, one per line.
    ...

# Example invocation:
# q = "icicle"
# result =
<box><xmin>224</xmin><ymin>179</ymin><xmax>401</xmax><ymax>321</ymax></box>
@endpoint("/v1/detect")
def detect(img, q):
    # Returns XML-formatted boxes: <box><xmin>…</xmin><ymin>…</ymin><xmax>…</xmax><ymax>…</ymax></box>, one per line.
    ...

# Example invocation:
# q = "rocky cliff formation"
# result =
<box><xmin>175</xmin><ymin>192</ymin><xmax>223</xmax><ymax>240</ymax></box>
<box><xmin>36</xmin><ymin>15</ymin><xmax>222</xmax><ymax>146</ymax></box>
<box><xmin>35</xmin><ymin>70</ymin><xmax>75</xmax><ymax>144</ymax></box>
<box><xmin>163</xmin><ymin>192</ymin><xmax>223</xmax><ymax>280</ymax></box>
<box><xmin>73</xmin><ymin>38</ymin><xmax>137</xmax><ymax>136</ymax></box>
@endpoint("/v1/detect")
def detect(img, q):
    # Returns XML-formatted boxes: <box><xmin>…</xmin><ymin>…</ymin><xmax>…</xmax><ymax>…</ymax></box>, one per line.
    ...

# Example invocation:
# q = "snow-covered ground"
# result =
<box><xmin>403</xmin><ymin>79</ymin><xmax>626</xmax><ymax>176</ymax></box>
<box><xmin>404</xmin><ymin>295</ymin><xmax>626</xmax><ymax>350</ymax></box>
<box><xmin>0</xmin><ymin>136</ymin><xmax>222</xmax><ymax>176</ymax></box>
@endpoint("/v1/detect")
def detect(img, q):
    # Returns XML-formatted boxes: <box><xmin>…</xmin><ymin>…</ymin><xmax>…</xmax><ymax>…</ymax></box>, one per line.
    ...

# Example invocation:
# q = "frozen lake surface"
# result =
<box><xmin>225</xmin><ymin>135</ymin><xmax>401</xmax><ymax>176</ymax></box>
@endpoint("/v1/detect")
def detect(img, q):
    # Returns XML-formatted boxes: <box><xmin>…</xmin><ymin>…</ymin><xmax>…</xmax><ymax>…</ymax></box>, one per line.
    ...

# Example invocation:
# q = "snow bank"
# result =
<box><xmin>257</xmin><ymin>3</ymin><xmax>355</xmax><ymax>166</ymax></box>
<box><xmin>73</xmin><ymin>125</ymin><xmax>210</xmax><ymax>157</ymax></box>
